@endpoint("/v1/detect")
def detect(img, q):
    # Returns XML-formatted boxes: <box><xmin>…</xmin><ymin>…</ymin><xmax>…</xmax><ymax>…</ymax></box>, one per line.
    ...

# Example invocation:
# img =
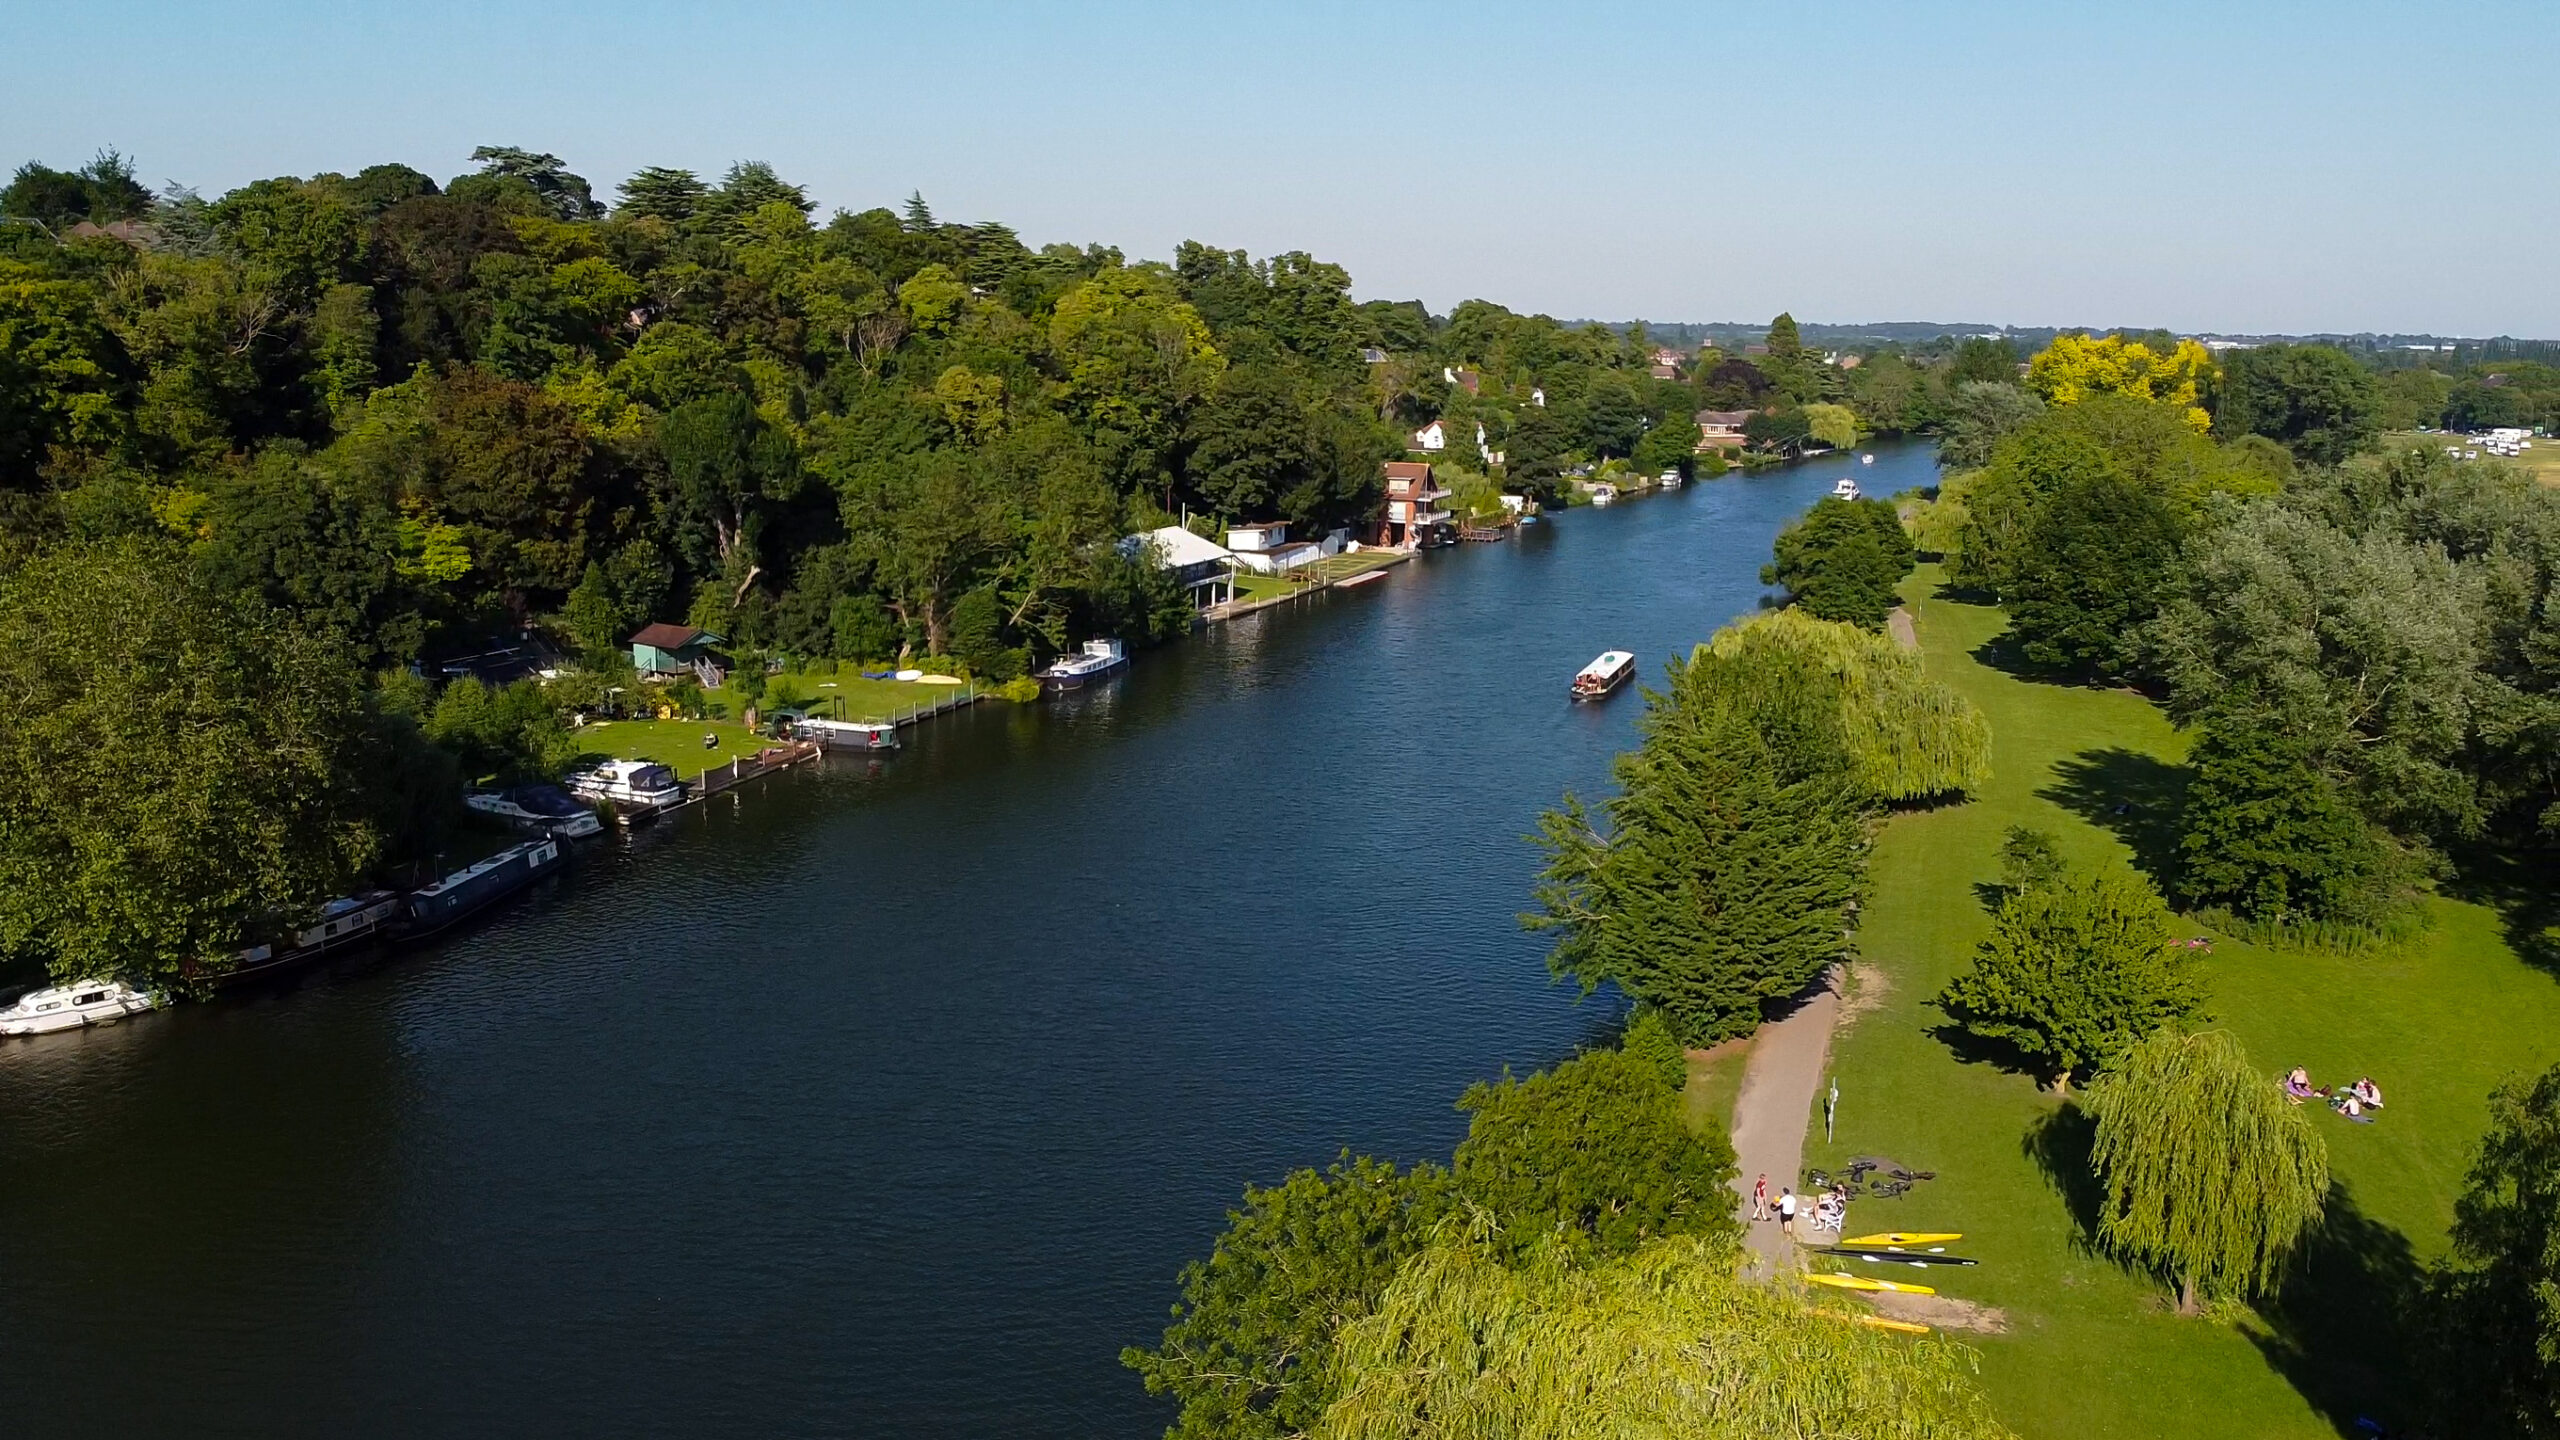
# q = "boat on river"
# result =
<box><xmin>566</xmin><ymin>758</ymin><xmax>687</xmax><ymax>816</ymax></box>
<box><xmin>0</xmin><ymin>979</ymin><xmax>159</xmax><ymax>1036</ymax></box>
<box><xmin>219</xmin><ymin>890</ymin><xmax>407</xmax><ymax>986</ymax></box>
<box><xmin>1037</xmin><ymin>638</ymin><xmax>1128</xmax><ymax>692</ymax></box>
<box><xmin>794</xmin><ymin>716</ymin><xmax>900</xmax><ymax>752</ymax></box>
<box><xmin>466</xmin><ymin>784</ymin><xmax>605</xmax><ymax>839</ymax></box>
<box><xmin>400</xmin><ymin>839</ymin><xmax>562</xmax><ymax>940</ymax></box>
<box><xmin>1588</xmin><ymin>483</ymin><xmax>1617</xmax><ymax>506</ymax></box>
<box><xmin>1572</xmin><ymin>651</ymin><xmax>1635</xmax><ymax>701</ymax></box>
<box><xmin>1831</xmin><ymin>476</ymin><xmax>1861</xmax><ymax>500</ymax></box>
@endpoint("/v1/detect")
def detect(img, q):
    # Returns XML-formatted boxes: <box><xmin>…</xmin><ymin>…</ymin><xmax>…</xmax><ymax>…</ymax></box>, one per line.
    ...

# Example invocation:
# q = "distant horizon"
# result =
<box><xmin>8</xmin><ymin>0</ymin><xmax>2555</xmax><ymax>336</ymax></box>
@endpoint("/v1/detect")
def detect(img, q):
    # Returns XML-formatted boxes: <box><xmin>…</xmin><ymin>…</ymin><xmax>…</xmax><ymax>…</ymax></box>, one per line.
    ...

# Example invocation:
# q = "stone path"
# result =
<box><xmin>1725</xmin><ymin>967</ymin><xmax>1842</xmax><ymax>1276</ymax></box>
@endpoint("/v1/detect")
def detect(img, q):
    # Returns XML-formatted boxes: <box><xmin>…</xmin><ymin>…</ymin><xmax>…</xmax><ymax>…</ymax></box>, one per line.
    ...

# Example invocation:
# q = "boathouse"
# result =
<box><xmin>629</xmin><ymin>623</ymin><xmax>727</xmax><ymax>684</ymax></box>
<box><xmin>1121</xmin><ymin>525</ymin><xmax>1237</xmax><ymax>609</ymax></box>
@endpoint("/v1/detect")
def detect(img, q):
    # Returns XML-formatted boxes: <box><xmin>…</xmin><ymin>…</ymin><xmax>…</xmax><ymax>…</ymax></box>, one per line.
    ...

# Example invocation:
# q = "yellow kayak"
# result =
<box><xmin>1856</xmin><ymin>1314</ymin><xmax>1932</xmax><ymax>1335</ymax></box>
<box><xmin>1838</xmin><ymin>1232</ymin><xmax>1961</xmax><ymax>1248</ymax></box>
<box><xmin>1807</xmin><ymin>1271</ymin><xmax>1937</xmax><ymax>1296</ymax></box>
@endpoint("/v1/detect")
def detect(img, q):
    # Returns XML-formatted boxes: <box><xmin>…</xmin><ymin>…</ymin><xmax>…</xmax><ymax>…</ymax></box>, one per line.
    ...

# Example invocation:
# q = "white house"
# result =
<box><xmin>1411</xmin><ymin>418</ymin><xmax>1448</xmax><ymax>452</ymax></box>
<box><xmin>1227</xmin><ymin>521</ymin><xmax>1323</xmax><ymax>574</ymax></box>
<box><xmin>1121</xmin><ymin>524</ymin><xmax>1237</xmax><ymax>608</ymax></box>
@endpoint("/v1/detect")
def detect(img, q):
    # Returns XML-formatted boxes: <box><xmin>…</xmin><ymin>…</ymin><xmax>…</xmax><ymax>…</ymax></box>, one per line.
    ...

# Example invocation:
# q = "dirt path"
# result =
<box><xmin>1888</xmin><ymin>606</ymin><xmax>1918</xmax><ymax>651</ymax></box>
<box><xmin>1725</xmin><ymin>967</ymin><xmax>1842</xmax><ymax>1277</ymax></box>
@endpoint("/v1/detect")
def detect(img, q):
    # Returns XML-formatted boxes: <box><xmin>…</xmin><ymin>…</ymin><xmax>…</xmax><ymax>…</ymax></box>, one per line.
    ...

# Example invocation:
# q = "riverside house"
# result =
<box><xmin>1695</xmin><ymin>409</ymin><xmax>1753</xmax><ymax>455</ymax></box>
<box><xmin>1382</xmin><ymin>461</ymin><xmax>1453</xmax><ymax>548</ymax></box>
<box><xmin>629</xmin><ymin>623</ymin><xmax>728</xmax><ymax>686</ymax></box>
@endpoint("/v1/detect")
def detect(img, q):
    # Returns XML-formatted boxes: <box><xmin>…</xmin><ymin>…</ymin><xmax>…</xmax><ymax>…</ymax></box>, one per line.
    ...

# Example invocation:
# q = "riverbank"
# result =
<box><xmin>1797</xmin><ymin>566</ymin><xmax>2560</xmax><ymax>1439</ymax></box>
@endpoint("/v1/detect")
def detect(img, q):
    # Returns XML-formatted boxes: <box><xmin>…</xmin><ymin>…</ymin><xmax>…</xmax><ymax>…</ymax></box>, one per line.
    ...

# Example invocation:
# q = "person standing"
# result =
<box><xmin>1751</xmin><ymin>1173</ymin><xmax>1770</xmax><ymax>1222</ymax></box>
<box><xmin>1778</xmin><ymin>1187</ymin><xmax>1798</xmax><ymax>1238</ymax></box>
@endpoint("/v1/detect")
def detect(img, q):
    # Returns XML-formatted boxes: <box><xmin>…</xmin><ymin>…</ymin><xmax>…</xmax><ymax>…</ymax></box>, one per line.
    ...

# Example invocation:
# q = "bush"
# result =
<box><xmin>1761</xmin><ymin>496</ymin><xmax>1916</xmax><ymax>629</ymax></box>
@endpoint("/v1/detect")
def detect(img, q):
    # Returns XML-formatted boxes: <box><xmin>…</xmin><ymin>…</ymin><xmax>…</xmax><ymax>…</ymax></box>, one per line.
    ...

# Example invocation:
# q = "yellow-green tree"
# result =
<box><xmin>2026</xmin><ymin>333</ymin><xmax>2216</xmax><ymax>431</ymax></box>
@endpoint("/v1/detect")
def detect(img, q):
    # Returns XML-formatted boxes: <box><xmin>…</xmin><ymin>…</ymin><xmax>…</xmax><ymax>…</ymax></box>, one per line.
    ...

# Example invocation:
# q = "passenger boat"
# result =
<box><xmin>795</xmin><ymin>716</ymin><xmax>899</xmax><ymax>752</ymax></box>
<box><xmin>1831</xmin><ymin>476</ymin><xmax>1861</xmax><ymax>500</ymax></box>
<box><xmin>399</xmin><ymin>839</ymin><xmax>563</xmax><ymax>940</ymax></box>
<box><xmin>1037</xmin><ymin>638</ymin><xmax>1129</xmax><ymax>692</ymax></box>
<box><xmin>465</xmin><ymin>784</ymin><xmax>605</xmax><ymax>839</ymax></box>
<box><xmin>1572</xmin><ymin>650</ymin><xmax>1636</xmax><ymax>701</ymax></box>
<box><xmin>219</xmin><ymin>890</ymin><xmax>406</xmax><ymax>986</ymax></box>
<box><xmin>0</xmin><ymin>979</ymin><xmax>158</xmax><ymax>1036</ymax></box>
<box><xmin>565</xmin><ymin>758</ymin><xmax>687</xmax><ymax>812</ymax></box>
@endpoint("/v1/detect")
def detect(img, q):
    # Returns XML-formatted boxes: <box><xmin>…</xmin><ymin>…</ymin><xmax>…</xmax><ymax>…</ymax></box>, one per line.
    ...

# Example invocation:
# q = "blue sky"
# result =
<box><xmin>8</xmin><ymin>0</ymin><xmax>2555</xmax><ymax>336</ymax></box>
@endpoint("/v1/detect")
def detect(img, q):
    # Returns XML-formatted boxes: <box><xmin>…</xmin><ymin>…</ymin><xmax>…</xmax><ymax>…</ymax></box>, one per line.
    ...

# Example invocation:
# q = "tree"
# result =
<box><xmin>615</xmin><ymin>166</ymin><xmax>707</xmax><ymax>224</ymax></box>
<box><xmin>466</xmin><ymin>145</ymin><xmax>602</xmax><ymax>221</ymax></box>
<box><xmin>2214</xmin><ymin>343</ymin><xmax>2381</xmax><ymax>466</ymax></box>
<box><xmin>1620</xmin><ymin>1007</ymin><xmax>1687</xmax><ymax>1091</ymax></box>
<box><xmin>2176</xmin><ymin>707</ymin><xmax>2393</xmax><ymax>930</ymax></box>
<box><xmin>1936</xmin><ymin>862</ymin><xmax>2205</xmax><ymax>1092</ymax></box>
<box><xmin>658</xmin><ymin>390</ymin><xmax>803</xmax><ymax>601</ymax></box>
<box><xmin>1317</xmin><ymin>1236</ymin><xmax>2012</xmax><ymax>1440</ymax></box>
<box><xmin>1451</xmin><ymin>1048</ymin><xmax>1739</xmax><ymax>1259</ymax></box>
<box><xmin>2026</xmin><ymin>333</ymin><xmax>2216</xmax><ymax>430</ymax></box>
<box><xmin>1802</xmin><ymin>401</ymin><xmax>1859</xmax><ymax>451</ymax></box>
<box><xmin>1762</xmin><ymin>495</ymin><xmax>1916</xmax><ymax>629</ymax></box>
<box><xmin>1949</xmin><ymin>336</ymin><xmax>2020</xmax><ymax>386</ymax></box>
<box><xmin>0</xmin><ymin>539</ymin><xmax>386</xmax><ymax>989</ymax></box>
<box><xmin>1936</xmin><ymin>380</ymin><xmax>2043</xmax><ymax>470</ymax></box>
<box><xmin>2084</xmin><ymin>1029</ymin><xmax>2329</xmax><ymax>1313</ymax></box>
<box><xmin>2002</xmin><ymin>462</ymin><xmax>2180</xmax><ymax>674</ymax></box>
<box><xmin>2433</xmin><ymin>1063</ymin><xmax>2560</xmax><ymax>1438</ymax></box>
<box><xmin>1531</xmin><ymin>642</ymin><xmax>1869</xmax><ymax>1045</ymax></box>
<box><xmin>1630</xmin><ymin>414</ymin><xmax>1698</xmax><ymax>476</ymax></box>
<box><xmin>1120</xmin><ymin>1155</ymin><xmax>1455</xmax><ymax>1440</ymax></box>
<box><xmin>1702</xmin><ymin>608</ymin><xmax>1990</xmax><ymax>802</ymax></box>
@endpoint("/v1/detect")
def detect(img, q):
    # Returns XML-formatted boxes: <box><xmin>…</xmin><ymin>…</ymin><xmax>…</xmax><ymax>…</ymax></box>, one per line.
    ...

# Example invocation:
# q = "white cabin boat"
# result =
<box><xmin>1831</xmin><ymin>477</ymin><xmax>1862</xmax><ymax>500</ymax></box>
<box><xmin>565</xmin><ymin>759</ymin><xmax>686</xmax><ymax>812</ymax></box>
<box><xmin>1658</xmin><ymin>470</ymin><xmax>1683</xmax><ymax>490</ymax></box>
<box><xmin>1037</xmin><ymin>638</ymin><xmax>1129</xmax><ymax>692</ymax></box>
<box><xmin>465</xmin><ymin>784</ymin><xmax>605</xmax><ymax>839</ymax></box>
<box><xmin>1588</xmin><ymin>483</ymin><xmax>1618</xmax><ymax>507</ymax></box>
<box><xmin>0</xmin><ymin>980</ymin><xmax>157</xmax><ymax>1036</ymax></box>
<box><xmin>1572</xmin><ymin>650</ymin><xmax>1636</xmax><ymax>701</ymax></box>
<box><xmin>1860</xmin><ymin>453</ymin><xmax>1876</xmax><ymax>466</ymax></box>
<box><xmin>795</xmin><ymin>716</ymin><xmax>899</xmax><ymax>752</ymax></box>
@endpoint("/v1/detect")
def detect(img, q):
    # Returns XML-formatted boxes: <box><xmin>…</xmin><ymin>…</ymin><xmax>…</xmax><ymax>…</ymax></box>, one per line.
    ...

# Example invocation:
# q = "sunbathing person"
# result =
<box><xmin>2283</xmin><ymin>1067</ymin><xmax>2322</xmax><ymax>1104</ymax></box>
<box><xmin>2352</xmin><ymin>1077</ymin><xmax>2384</xmax><ymax>1110</ymax></box>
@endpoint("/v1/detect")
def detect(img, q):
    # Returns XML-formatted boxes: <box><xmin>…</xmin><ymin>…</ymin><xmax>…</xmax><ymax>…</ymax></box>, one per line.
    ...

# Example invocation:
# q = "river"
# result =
<box><xmin>0</xmin><ymin>442</ymin><xmax>1940</xmax><ymax>1438</ymax></box>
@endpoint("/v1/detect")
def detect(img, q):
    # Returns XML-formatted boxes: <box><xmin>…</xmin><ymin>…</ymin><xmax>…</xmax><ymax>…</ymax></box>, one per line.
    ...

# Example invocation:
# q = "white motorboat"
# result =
<box><xmin>1572</xmin><ymin>650</ymin><xmax>1636</xmax><ymax>701</ymax></box>
<box><xmin>0</xmin><ymin>979</ymin><xmax>158</xmax><ymax>1036</ymax></box>
<box><xmin>465</xmin><ymin>784</ymin><xmax>605</xmax><ymax>839</ymax></box>
<box><xmin>1658</xmin><ymin>470</ymin><xmax>1683</xmax><ymax>489</ymax></box>
<box><xmin>1860</xmin><ymin>453</ymin><xmax>1876</xmax><ymax>465</ymax></box>
<box><xmin>566</xmin><ymin>758</ymin><xmax>686</xmax><ymax>811</ymax></box>
<box><xmin>1037</xmin><ymin>638</ymin><xmax>1129</xmax><ymax>692</ymax></box>
<box><xmin>1588</xmin><ymin>483</ymin><xmax>1618</xmax><ymax>507</ymax></box>
<box><xmin>1831</xmin><ymin>477</ymin><xmax>1862</xmax><ymax>500</ymax></box>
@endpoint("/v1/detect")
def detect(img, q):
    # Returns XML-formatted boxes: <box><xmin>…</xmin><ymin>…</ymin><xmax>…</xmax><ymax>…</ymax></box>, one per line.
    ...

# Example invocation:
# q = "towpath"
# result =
<box><xmin>1725</xmin><ymin>968</ymin><xmax>1841</xmax><ymax>1276</ymax></box>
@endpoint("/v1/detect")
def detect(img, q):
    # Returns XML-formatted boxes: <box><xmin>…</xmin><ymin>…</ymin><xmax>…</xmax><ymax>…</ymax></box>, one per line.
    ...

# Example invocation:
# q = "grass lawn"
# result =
<box><xmin>2384</xmin><ymin>429</ymin><xmax>2560</xmax><ymax>484</ymax></box>
<box><xmin>1799</xmin><ymin>565</ymin><xmax>2560</xmax><ymax>1438</ymax></box>
<box><xmin>1684</xmin><ymin>1038</ymin><xmax>1752</xmax><ymax>1139</ymax></box>
<box><xmin>1228</xmin><ymin>571</ymin><xmax>1307</xmax><ymax>606</ymax></box>
<box><xmin>572</xmin><ymin>718</ymin><xmax>771</xmax><ymax>780</ymax></box>
<box><xmin>707</xmin><ymin>665</ymin><xmax>976</xmax><ymax>723</ymax></box>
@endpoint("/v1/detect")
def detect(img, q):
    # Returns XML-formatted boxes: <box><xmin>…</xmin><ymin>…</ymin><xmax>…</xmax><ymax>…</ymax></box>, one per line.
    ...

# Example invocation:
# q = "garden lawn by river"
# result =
<box><xmin>572</xmin><ymin>718</ymin><xmax>769</xmax><ymax>779</ymax></box>
<box><xmin>1801</xmin><ymin>565</ymin><xmax>2560</xmax><ymax>1439</ymax></box>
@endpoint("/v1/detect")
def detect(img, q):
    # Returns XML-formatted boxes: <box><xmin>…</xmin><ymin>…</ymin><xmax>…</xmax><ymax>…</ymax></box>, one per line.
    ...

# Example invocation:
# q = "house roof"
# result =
<box><xmin>1695</xmin><ymin>409</ymin><xmax>1754</xmax><ymax>426</ymax></box>
<box><xmin>1126</xmin><ymin>524</ymin><xmax>1233</xmax><ymax>570</ymax></box>
<box><xmin>629</xmin><ymin>622</ymin><xmax>718</xmax><ymax>650</ymax></box>
<box><xmin>1382</xmin><ymin>461</ymin><xmax>1434</xmax><ymax>481</ymax></box>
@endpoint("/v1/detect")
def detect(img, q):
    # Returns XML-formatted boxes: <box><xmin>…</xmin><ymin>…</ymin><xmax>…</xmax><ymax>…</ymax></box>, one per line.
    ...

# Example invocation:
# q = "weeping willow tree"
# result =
<box><xmin>1702</xmin><ymin>608</ymin><xmax>1990</xmax><ymax>802</ymax></box>
<box><xmin>1318</xmin><ymin>1236</ymin><xmax>2013</xmax><ymax>1440</ymax></box>
<box><xmin>2084</xmin><ymin>1029</ymin><xmax>2329</xmax><ymax>1313</ymax></box>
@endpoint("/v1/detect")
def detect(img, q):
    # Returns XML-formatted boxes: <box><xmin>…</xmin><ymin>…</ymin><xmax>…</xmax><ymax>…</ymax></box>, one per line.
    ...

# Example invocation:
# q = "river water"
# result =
<box><xmin>0</xmin><ymin>443</ymin><xmax>1939</xmax><ymax>1438</ymax></box>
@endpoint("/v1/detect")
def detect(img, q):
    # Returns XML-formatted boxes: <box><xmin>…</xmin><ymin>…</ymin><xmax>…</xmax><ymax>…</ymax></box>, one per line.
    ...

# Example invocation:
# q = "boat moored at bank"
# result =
<box><xmin>1037</xmin><ymin>638</ymin><xmax>1129</xmax><ymax>692</ymax></box>
<box><xmin>566</xmin><ymin>759</ymin><xmax>687</xmax><ymax>817</ymax></box>
<box><xmin>219</xmin><ymin>890</ymin><xmax>406</xmax><ymax>986</ymax></box>
<box><xmin>466</xmin><ymin>785</ymin><xmax>605</xmax><ymax>839</ymax></box>
<box><xmin>793</xmin><ymin>716</ymin><xmax>900</xmax><ymax>752</ymax></box>
<box><xmin>400</xmin><ymin>840</ymin><xmax>563</xmax><ymax>940</ymax></box>
<box><xmin>1572</xmin><ymin>650</ymin><xmax>1636</xmax><ymax>701</ymax></box>
<box><xmin>0</xmin><ymin>980</ymin><xmax>159</xmax><ymax>1036</ymax></box>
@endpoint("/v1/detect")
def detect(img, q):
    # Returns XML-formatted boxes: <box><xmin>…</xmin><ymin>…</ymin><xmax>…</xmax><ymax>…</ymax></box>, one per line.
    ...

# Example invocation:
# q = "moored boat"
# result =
<box><xmin>1037</xmin><ymin>638</ymin><xmax>1129</xmax><ymax>692</ymax></box>
<box><xmin>0</xmin><ymin>979</ymin><xmax>158</xmax><ymax>1037</ymax></box>
<box><xmin>1588</xmin><ymin>482</ymin><xmax>1618</xmax><ymax>506</ymax></box>
<box><xmin>566</xmin><ymin>758</ymin><xmax>687</xmax><ymax>815</ymax></box>
<box><xmin>1658</xmin><ymin>469</ymin><xmax>1682</xmax><ymax>489</ymax></box>
<box><xmin>219</xmin><ymin>890</ymin><xmax>406</xmax><ymax>986</ymax></box>
<box><xmin>1571</xmin><ymin>650</ymin><xmax>1636</xmax><ymax>701</ymax></box>
<box><xmin>399</xmin><ymin>839</ymin><xmax>563</xmax><ymax>940</ymax></box>
<box><xmin>795</xmin><ymin>716</ymin><xmax>899</xmax><ymax>752</ymax></box>
<box><xmin>465</xmin><ymin>784</ymin><xmax>605</xmax><ymax>839</ymax></box>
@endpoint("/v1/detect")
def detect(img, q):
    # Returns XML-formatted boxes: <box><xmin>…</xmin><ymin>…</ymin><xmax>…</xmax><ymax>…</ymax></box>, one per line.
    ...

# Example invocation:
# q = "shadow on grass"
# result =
<box><xmin>2021</xmin><ymin>1102</ymin><xmax>2104</xmax><ymax>1248</ymax></box>
<box><xmin>2246</xmin><ymin>1184</ymin><xmax>2427</xmax><ymax>1439</ymax></box>
<box><xmin>2039</xmin><ymin>747</ymin><xmax>2192</xmax><ymax>886</ymax></box>
<box><xmin>2024</xmin><ymin>1111</ymin><xmax>2430</xmax><ymax>1437</ymax></box>
<box><xmin>1925</xmin><ymin>1014</ymin><xmax>2057</xmax><ymax>1090</ymax></box>
<box><xmin>2442</xmin><ymin>842</ymin><xmax>2560</xmax><ymax>978</ymax></box>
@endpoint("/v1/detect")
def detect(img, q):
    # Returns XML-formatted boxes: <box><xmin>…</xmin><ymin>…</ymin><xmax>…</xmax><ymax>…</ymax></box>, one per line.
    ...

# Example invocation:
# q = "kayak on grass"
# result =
<box><xmin>1806</xmin><ymin>1272</ymin><xmax>1937</xmax><ymax>1296</ymax></box>
<box><xmin>1838</xmin><ymin>1231</ymin><xmax>1962</xmax><ymax>1247</ymax></box>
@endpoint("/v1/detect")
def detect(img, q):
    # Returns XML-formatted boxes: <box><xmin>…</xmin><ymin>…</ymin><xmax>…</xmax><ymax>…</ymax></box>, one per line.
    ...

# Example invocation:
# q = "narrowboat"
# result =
<box><xmin>0</xmin><ymin>980</ymin><xmax>158</xmax><ymax>1036</ymax></box>
<box><xmin>219</xmin><ymin>890</ymin><xmax>406</xmax><ymax>986</ymax></box>
<box><xmin>400</xmin><ymin>839</ymin><xmax>563</xmax><ymax>939</ymax></box>
<box><xmin>1572</xmin><ymin>651</ymin><xmax>1636</xmax><ymax>701</ymax></box>
<box><xmin>1037</xmin><ymin>638</ymin><xmax>1129</xmax><ymax>692</ymax></box>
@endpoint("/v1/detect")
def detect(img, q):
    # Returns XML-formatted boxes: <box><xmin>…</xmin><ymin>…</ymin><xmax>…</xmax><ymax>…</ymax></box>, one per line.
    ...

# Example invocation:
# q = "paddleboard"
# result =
<box><xmin>1806</xmin><ymin>1272</ymin><xmax>1937</xmax><ymax>1296</ymax></box>
<box><xmin>1855</xmin><ymin>1314</ymin><xmax>1932</xmax><ymax>1335</ymax></box>
<box><xmin>1838</xmin><ymin>1232</ymin><xmax>1961</xmax><ymax>1247</ymax></box>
